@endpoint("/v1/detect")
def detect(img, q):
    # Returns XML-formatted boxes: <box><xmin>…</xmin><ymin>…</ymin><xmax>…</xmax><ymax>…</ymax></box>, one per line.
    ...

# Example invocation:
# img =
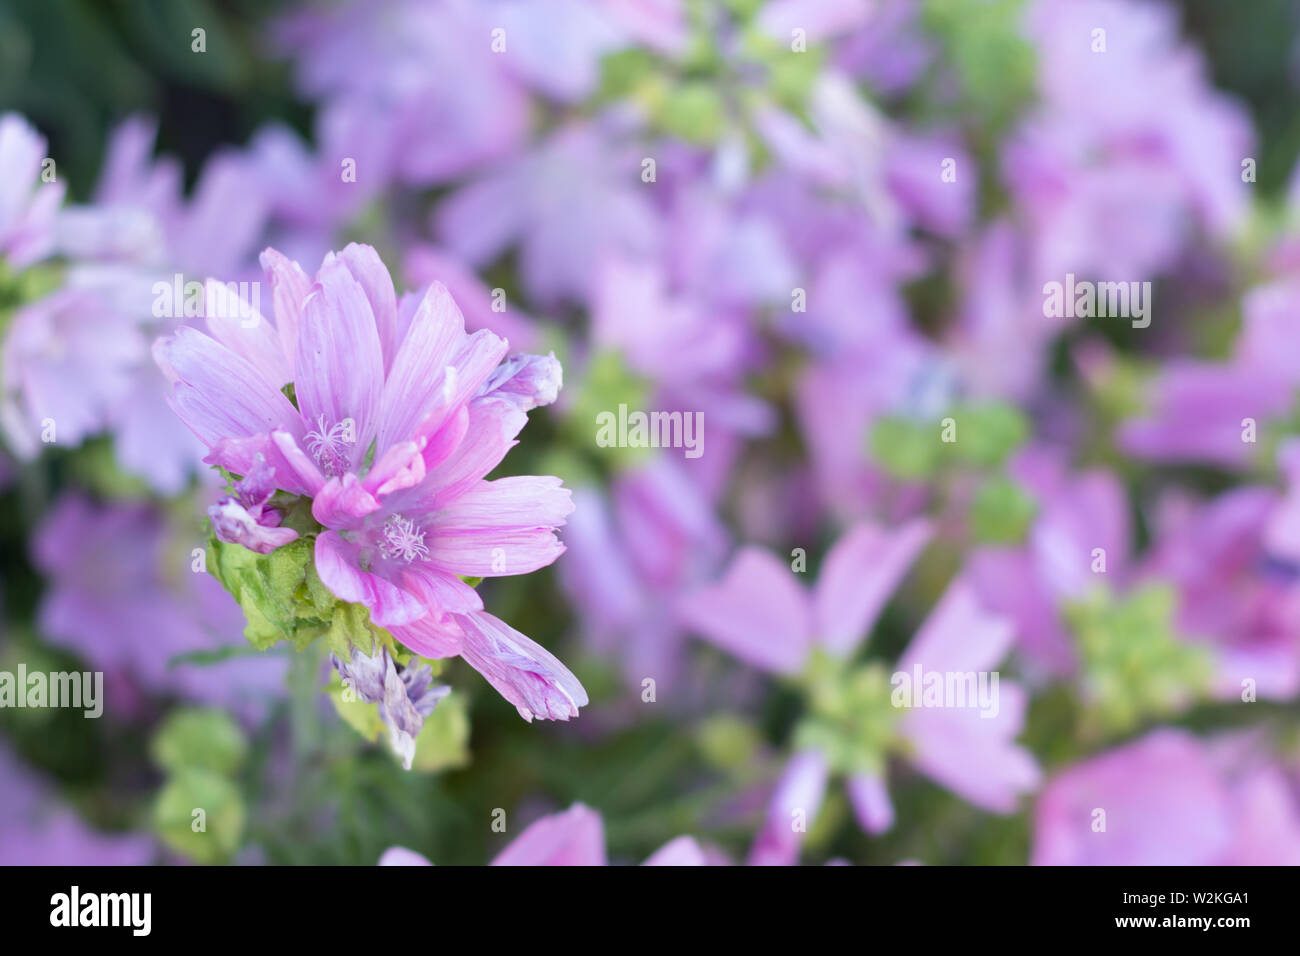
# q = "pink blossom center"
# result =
<box><xmin>379</xmin><ymin>514</ymin><xmax>429</xmax><ymax>563</ymax></box>
<box><xmin>305</xmin><ymin>414</ymin><xmax>352</xmax><ymax>477</ymax></box>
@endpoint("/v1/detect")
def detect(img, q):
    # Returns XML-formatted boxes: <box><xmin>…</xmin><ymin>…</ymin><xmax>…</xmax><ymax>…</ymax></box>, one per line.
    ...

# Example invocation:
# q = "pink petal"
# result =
<box><xmin>814</xmin><ymin>518</ymin><xmax>931</xmax><ymax>657</ymax></box>
<box><xmin>314</xmin><ymin>531</ymin><xmax>427</xmax><ymax>627</ymax></box>
<box><xmin>268</xmin><ymin>429</ymin><xmax>327</xmax><ymax>496</ymax></box>
<box><xmin>336</xmin><ymin>243</ymin><xmax>400</xmax><ymax>372</ymax></box>
<box><xmin>154</xmin><ymin>328</ymin><xmax>299</xmax><ymax>447</ymax></box>
<box><xmin>454</xmin><ymin>611</ymin><xmax>587</xmax><ymax>721</ymax></box>
<box><xmin>389</xmin><ymin>612</ymin><xmax>466</xmax><ymax>660</ymax></box>
<box><xmin>312</xmin><ymin>473</ymin><xmax>381</xmax><ymax>529</ymax></box>
<box><xmin>897</xmin><ymin>579</ymin><xmax>1015</xmax><ymax>674</ymax></box>
<box><xmin>642</xmin><ymin>836</ymin><xmax>708</xmax><ymax>866</ymax></box>
<box><xmin>421</xmin><ymin>477</ymin><xmax>573</xmax><ymax>577</ymax></box>
<box><xmin>678</xmin><ymin>548</ymin><xmax>812</xmax><ymax>675</ymax></box>
<box><xmin>294</xmin><ymin>254</ymin><xmax>385</xmax><ymax>466</ymax></box>
<box><xmin>395</xmin><ymin>399</ymin><xmax>527</xmax><ymax>512</ymax></box>
<box><xmin>377</xmin><ymin>281</ymin><xmax>470</xmax><ymax>451</ymax></box>
<box><xmin>902</xmin><ymin>682</ymin><xmax>1040</xmax><ymax>813</ymax></box>
<box><xmin>378</xmin><ymin>846</ymin><xmax>432</xmax><ymax>866</ymax></box>
<box><xmin>260</xmin><ymin>246</ymin><xmax>312</xmax><ymax>362</ymax></box>
<box><xmin>362</xmin><ymin>439</ymin><xmax>429</xmax><ymax>499</ymax></box>
<box><xmin>491</xmin><ymin>804</ymin><xmax>606</xmax><ymax>866</ymax></box>
<box><xmin>390</xmin><ymin>564</ymin><xmax>484</xmax><ymax>616</ymax></box>
<box><xmin>747</xmin><ymin>750</ymin><xmax>829</xmax><ymax>866</ymax></box>
<box><xmin>202</xmin><ymin>278</ymin><xmax>290</xmax><ymax>387</ymax></box>
<box><xmin>414</xmin><ymin>402</ymin><xmax>469</xmax><ymax>473</ymax></box>
<box><xmin>1032</xmin><ymin>730</ymin><xmax>1229</xmax><ymax>866</ymax></box>
<box><xmin>846</xmin><ymin>772</ymin><xmax>895</xmax><ymax>834</ymax></box>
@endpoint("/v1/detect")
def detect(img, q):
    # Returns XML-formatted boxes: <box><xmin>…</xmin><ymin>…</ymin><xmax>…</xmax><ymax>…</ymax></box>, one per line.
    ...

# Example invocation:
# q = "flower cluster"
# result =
<box><xmin>1</xmin><ymin>0</ymin><xmax>1299</xmax><ymax>867</ymax></box>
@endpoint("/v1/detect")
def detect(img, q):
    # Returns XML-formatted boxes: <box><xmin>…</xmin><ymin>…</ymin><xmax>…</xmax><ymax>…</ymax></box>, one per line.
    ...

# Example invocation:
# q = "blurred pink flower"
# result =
<box><xmin>0</xmin><ymin>113</ymin><xmax>64</xmax><ymax>268</ymax></box>
<box><xmin>381</xmin><ymin>802</ymin><xmax>710</xmax><ymax>866</ymax></box>
<box><xmin>1033</xmin><ymin>729</ymin><xmax>1300</xmax><ymax>865</ymax></box>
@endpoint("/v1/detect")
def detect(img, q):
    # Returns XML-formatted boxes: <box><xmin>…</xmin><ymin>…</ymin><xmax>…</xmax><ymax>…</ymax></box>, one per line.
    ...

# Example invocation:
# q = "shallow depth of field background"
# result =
<box><xmin>2</xmin><ymin>0</ymin><xmax>1300</xmax><ymax>866</ymax></box>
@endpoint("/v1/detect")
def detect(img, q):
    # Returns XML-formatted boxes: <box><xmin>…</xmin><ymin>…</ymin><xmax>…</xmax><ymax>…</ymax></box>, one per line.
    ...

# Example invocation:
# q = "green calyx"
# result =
<box><xmin>206</xmin><ymin>530</ymin><xmax>394</xmax><ymax>661</ymax></box>
<box><xmin>1065</xmin><ymin>585</ymin><xmax>1214</xmax><ymax>738</ymax></box>
<box><xmin>794</xmin><ymin>651</ymin><xmax>902</xmax><ymax>777</ymax></box>
<box><xmin>869</xmin><ymin>400</ymin><xmax>1031</xmax><ymax>482</ymax></box>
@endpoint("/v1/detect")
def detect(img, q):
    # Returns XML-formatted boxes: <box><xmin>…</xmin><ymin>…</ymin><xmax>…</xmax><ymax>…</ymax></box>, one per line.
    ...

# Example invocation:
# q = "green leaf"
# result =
<box><xmin>598</xmin><ymin>47</ymin><xmax>658</xmax><ymax>100</ymax></box>
<box><xmin>695</xmin><ymin>715</ymin><xmax>763</xmax><ymax>776</ymax></box>
<box><xmin>410</xmin><ymin>693</ymin><xmax>471</xmax><ymax>773</ymax></box>
<box><xmin>922</xmin><ymin>0</ymin><xmax>1036</xmax><ymax>133</ymax></box>
<box><xmin>796</xmin><ymin>654</ymin><xmax>900</xmax><ymax>778</ymax></box>
<box><xmin>568</xmin><ymin>350</ymin><xmax>654</xmax><ymax>470</ymax></box>
<box><xmin>208</xmin><ymin>534</ymin><xmax>317</xmax><ymax>649</ymax></box>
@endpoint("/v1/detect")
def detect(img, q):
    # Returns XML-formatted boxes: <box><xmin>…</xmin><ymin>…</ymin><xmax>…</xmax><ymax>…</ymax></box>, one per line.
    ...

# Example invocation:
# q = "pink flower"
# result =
<box><xmin>0</xmin><ymin>113</ymin><xmax>65</xmax><ymax>268</ymax></box>
<box><xmin>1033</xmin><ymin>729</ymin><xmax>1300</xmax><ymax>865</ymax></box>
<box><xmin>680</xmin><ymin>523</ymin><xmax>1040</xmax><ymax>862</ymax></box>
<box><xmin>380</xmin><ymin>803</ymin><xmax>711</xmax><ymax>866</ymax></box>
<box><xmin>968</xmin><ymin>445</ymin><xmax>1132</xmax><ymax>677</ymax></box>
<box><xmin>1139</xmin><ymin>486</ymin><xmax>1300</xmax><ymax>699</ymax></box>
<box><xmin>154</xmin><ymin>243</ymin><xmax>585</xmax><ymax>721</ymax></box>
<box><xmin>208</xmin><ymin>453</ymin><xmax>299</xmax><ymax>555</ymax></box>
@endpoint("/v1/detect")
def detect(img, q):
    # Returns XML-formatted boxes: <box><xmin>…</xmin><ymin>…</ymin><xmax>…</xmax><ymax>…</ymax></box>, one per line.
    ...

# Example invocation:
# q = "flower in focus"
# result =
<box><xmin>154</xmin><ymin>243</ymin><xmax>586</xmax><ymax>723</ymax></box>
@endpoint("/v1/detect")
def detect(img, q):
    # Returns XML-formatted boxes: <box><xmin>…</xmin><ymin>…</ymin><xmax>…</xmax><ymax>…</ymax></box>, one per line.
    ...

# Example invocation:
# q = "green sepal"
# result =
<box><xmin>1065</xmin><ymin>585</ymin><xmax>1214</xmax><ymax>737</ymax></box>
<box><xmin>795</xmin><ymin>652</ymin><xmax>901</xmax><ymax>778</ymax></box>
<box><xmin>207</xmin><ymin>531</ymin><xmax>393</xmax><ymax>657</ymax></box>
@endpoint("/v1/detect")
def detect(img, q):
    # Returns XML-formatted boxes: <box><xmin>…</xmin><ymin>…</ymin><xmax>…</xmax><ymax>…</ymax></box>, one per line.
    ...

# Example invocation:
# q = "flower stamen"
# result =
<box><xmin>305</xmin><ymin>413</ymin><xmax>353</xmax><ymax>476</ymax></box>
<box><xmin>379</xmin><ymin>514</ymin><xmax>429</xmax><ymax>563</ymax></box>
